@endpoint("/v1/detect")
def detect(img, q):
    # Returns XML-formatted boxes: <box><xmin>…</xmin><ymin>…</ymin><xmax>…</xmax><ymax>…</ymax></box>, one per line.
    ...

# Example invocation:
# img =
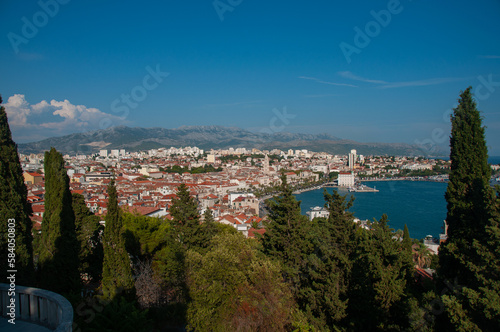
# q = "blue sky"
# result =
<box><xmin>1</xmin><ymin>0</ymin><xmax>500</xmax><ymax>155</ymax></box>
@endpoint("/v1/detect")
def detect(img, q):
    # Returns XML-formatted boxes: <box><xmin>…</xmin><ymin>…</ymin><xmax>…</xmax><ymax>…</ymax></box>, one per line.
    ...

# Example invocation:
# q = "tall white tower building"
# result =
<box><xmin>263</xmin><ymin>154</ymin><xmax>270</xmax><ymax>175</ymax></box>
<box><xmin>348</xmin><ymin>149</ymin><xmax>357</xmax><ymax>170</ymax></box>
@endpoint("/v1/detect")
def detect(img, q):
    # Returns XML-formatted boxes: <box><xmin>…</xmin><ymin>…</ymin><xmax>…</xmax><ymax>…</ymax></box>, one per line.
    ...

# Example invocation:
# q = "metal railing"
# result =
<box><xmin>0</xmin><ymin>283</ymin><xmax>73</xmax><ymax>331</ymax></box>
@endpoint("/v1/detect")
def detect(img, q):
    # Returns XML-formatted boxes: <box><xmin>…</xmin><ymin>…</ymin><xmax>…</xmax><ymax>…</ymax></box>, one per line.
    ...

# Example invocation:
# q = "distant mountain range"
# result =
<box><xmin>18</xmin><ymin>125</ymin><xmax>431</xmax><ymax>156</ymax></box>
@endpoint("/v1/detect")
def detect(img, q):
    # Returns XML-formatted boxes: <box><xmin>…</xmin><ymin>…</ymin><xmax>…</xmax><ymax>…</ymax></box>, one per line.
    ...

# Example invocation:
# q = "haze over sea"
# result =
<box><xmin>296</xmin><ymin>156</ymin><xmax>500</xmax><ymax>241</ymax></box>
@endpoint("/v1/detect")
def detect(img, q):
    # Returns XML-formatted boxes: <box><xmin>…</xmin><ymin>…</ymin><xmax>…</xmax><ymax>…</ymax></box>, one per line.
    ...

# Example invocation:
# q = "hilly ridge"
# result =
<box><xmin>18</xmin><ymin>125</ymin><xmax>430</xmax><ymax>156</ymax></box>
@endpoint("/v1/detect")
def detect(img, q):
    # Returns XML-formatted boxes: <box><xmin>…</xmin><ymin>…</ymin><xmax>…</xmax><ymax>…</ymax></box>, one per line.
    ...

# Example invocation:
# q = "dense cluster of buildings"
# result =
<box><xmin>19</xmin><ymin>146</ymin><xmax>453</xmax><ymax>237</ymax></box>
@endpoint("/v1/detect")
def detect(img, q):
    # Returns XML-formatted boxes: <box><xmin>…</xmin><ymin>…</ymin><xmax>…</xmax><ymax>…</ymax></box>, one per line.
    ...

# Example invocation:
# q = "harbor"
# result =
<box><xmin>361</xmin><ymin>175</ymin><xmax>449</xmax><ymax>183</ymax></box>
<box><xmin>296</xmin><ymin>180</ymin><xmax>448</xmax><ymax>240</ymax></box>
<box><xmin>349</xmin><ymin>184</ymin><xmax>379</xmax><ymax>192</ymax></box>
<box><xmin>292</xmin><ymin>185</ymin><xmax>323</xmax><ymax>195</ymax></box>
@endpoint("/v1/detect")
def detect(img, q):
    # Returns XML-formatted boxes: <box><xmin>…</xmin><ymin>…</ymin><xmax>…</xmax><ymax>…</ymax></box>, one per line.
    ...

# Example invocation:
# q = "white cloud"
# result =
<box><xmin>338</xmin><ymin>71</ymin><xmax>387</xmax><ymax>84</ymax></box>
<box><xmin>298</xmin><ymin>76</ymin><xmax>357</xmax><ymax>88</ymax></box>
<box><xmin>4</xmin><ymin>94</ymin><xmax>32</xmax><ymax>126</ymax></box>
<box><xmin>3</xmin><ymin>94</ymin><xmax>127</xmax><ymax>142</ymax></box>
<box><xmin>377</xmin><ymin>77</ymin><xmax>463</xmax><ymax>89</ymax></box>
<box><xmin>337</xmin><ymin>71</ymin><xmax>464</xmax><ymax>89</ymax></box>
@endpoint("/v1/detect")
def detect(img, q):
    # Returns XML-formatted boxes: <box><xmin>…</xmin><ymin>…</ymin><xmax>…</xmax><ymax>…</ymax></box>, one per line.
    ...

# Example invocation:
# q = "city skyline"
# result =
<box><xmin>1</xmin><ymin>0</ymin><xmax>500</xmax><ymax>154</ymax></box>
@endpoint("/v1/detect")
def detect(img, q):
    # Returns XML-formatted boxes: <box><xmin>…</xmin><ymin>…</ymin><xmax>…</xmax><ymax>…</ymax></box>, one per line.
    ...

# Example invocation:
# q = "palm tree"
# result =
<box><xmin>412</xmin><ymin>243</ymin><xmax>431</xmax><ymax>268</ymax></box>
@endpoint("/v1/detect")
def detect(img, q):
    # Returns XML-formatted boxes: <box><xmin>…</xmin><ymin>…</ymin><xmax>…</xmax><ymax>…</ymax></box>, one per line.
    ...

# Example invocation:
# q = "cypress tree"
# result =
<box><xmin>439</xmin><ymin>86</ymin><xmax>493</xmax><ymax>283</ymax></box>
<box><xmin>101</xmin><ymin>179</ymin><xmax>134</xmax><ymax>300</ymax></box>
<box><xmin>39</xmin><ymin>147</ymin><xmax>80</xmax><ymax>294</ymax></box>
<box><xmin>403</xmin><ymin>224</ymin><xmax>412</xmax><ymax>252</ymax></box>
<box><xmin>0</xmin><ymin>95</ymin><xmax>34</xmax><ymax>285</ymax></box>
<box><xmin>203</xmin><ymin>207</ymin><xmax>215</xmax><ymax>224</ymax></box>
<box><xmin>323</xmin><ymin>188</ymin><xmax>357</xmax><ymax>253</ymax></box>
<box><xmin>261</xmin><ymin>174</ymin><xmax>317</xmax><ymax>324</ymax></box>
<box><xmin>402</xmin><ymin>224</ymin><xmax>414</xmax><ymax>277</ymax></box>
<box><xmin>261</xmin><ymin>173</ymin><xmax>310</xmax><ymax>287</ymax></box>
<box><xmin>438</xmin><ymin>87</ymin><xmax>500</xmax><ymax>330</ymax></box>
<box><xmin>348</xmin><ymin>214</ymin><xmax>414</xmax><ymax>330</ymax></box>
<box><xmin>299</xmin><ymin>189</ymin><xmax>356</xmax><ymax>328</ymax></box>
<box><xmin>73</xmin><ymin>193</ymin><xmax>103</xmax><ymax>283</ymax></box>
<box><xmin>170</xmin><ymin>183</ymin><xmax>200</xmax><ymax>225</ymax></box>
<box><xmin>170</xmin><ymin>183</ymin><xmax>209</xmax><ymax>252</ymax></box>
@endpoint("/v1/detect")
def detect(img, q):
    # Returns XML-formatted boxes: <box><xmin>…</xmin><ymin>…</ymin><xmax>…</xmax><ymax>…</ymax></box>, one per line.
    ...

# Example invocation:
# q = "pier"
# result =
<box><xmin>349</xmin><ymin>184</ymin><xmax>379</xmax><ymax>192</ymax></box>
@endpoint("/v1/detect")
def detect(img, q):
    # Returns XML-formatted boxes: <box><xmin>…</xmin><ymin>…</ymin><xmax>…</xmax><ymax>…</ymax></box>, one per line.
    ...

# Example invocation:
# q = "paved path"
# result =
<box><xmin>0</xmin><ymin>317</ymin><xmax>51</xmax><ymax>331</ymax></box>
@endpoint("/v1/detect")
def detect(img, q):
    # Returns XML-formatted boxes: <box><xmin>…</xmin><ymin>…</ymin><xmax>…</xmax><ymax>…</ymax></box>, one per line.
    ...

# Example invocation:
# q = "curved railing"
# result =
<box><xmin>0</xmin><ymin>283</ymin><xmax>73</xmax><ymax>331</ymax></box>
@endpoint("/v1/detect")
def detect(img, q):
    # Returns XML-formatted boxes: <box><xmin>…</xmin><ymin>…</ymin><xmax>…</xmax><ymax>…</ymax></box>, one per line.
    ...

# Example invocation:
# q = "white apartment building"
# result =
<box><xmin>348</xmin><ymin>149</ymin><xmax>357</xmax><ymax>170</ymax></box>
<box><xmin>306</xmin><ymin>206</ymin><xmax>330</xmax><ymax>221</ymax></box>
<box><xmin>338</xmin><ymin>172</ymin><xmax>355</xmax><ymax>187</ymax></box>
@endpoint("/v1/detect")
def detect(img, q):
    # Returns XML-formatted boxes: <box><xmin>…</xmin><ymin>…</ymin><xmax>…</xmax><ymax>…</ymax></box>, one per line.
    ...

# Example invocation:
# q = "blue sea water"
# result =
<box><xmin>295</xmin><ymin>157</ymin><xmax>499</xmax><ymax>240</ymax></box>
<box><xmin>296</xmin><ymin>181</ymin><xmax>448</xmax><ymax>240</ymax></box>
<box><xmin>489</xmin><ymin>156</ymin><xmax>500</xmax><ymax>165</ymax></box>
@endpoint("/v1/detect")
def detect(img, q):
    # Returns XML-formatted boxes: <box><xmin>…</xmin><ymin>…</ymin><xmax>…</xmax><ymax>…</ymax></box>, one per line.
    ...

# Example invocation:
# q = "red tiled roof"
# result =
<box><xmin>220</xmin><ymin>215</ymin><xmax>241</xmax><ymax>225</ymax></box>
<box><xmin>245</xmin><ymin>216</ymin><xmax>262</xmax><ymax>224</ymax></box>
<box><xmin>123</xmin><ymin>205</ymin><xmax>161</xmax><ymax>216</ymax></box>
<box><xmin>248</xmin><ymin>228</ymin><xmax>266</xmax><ymax>238</ymax></box>
<box><xmin>26</xmin><ymin>172</ymin><xmax>43</xmax><ymax>177</ymax></box>
<box><xmin>415</xmin><ymin>267</ymin><xmax>434</xmax><ymax>282</ymax></box>
<box><xmin>27</xmin><ymin>196</ymin><xmax>42</xmax><ymax>202</ymax></box>
<box><xmin>32</xmin><ymin>205</ymin><xmax>45</xmax><ymax>213</ymax></box>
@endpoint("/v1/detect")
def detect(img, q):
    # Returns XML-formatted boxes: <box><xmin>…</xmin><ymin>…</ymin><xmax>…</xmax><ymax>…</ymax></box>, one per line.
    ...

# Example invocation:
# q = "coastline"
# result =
<box><xmin>259</xmin><ymin>177</ymin><xmax>448</xmax><ymax>200</ymax></box>
<box><xmin>295</xmin><ymin>181</ymin><xmax>448</xmax><ymax>240</ymax></box>
<box><xmin>292</xmin><ymin>185</ymin><xmax>324</xmax><ymax>195</ymax></box>
<box><xmin>360</xmin><ymin>177</ymin><xmax>448</xmax><ymax>183</ymax></box>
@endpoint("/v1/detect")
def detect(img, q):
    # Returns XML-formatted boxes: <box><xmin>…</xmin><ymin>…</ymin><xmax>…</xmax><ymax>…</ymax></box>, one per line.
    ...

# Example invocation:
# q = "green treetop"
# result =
<box><xmin>38</xmin><ymin>147</ymin><xmax>80</xmax><ymax>294</ymax></box>
<box><xmin>203</xmin><ymin>207</ymin><xmax>215</xmax><ymax>224</ymax></box>
<box><xmin>170</xmin><ymin>183</ymin><xmax>217</xmax><ymax>253</ymax></box>
<box><xmin>438</xmin><ymin>87</ymin><xmax>500</xmax><ymax>330</ymax></box>
<box><xmin>348</xmin><ymin>214</ymin><xmax>415</xmax><ymax>330</ymax></box>
<box><xmin>72</xmin><ymin>193</ymin><xmax>103</xmax><ymax>283</ymax></box>
<box><xmin>440</xmin><ymin>87</ymin><xmax>495</xmax><ymax>284</ymax></box>
<box><xmin>403</xmin><ymin>224</ymin><xmax>412</xmax><ymax>252</ymax></box>
<box><xmin>101</xmin><ymin>179</ymin><xmax>134</xmax><ymax>300</ymax></box>
<box><xmin>261</xmin><ymin>174</ymin><xmax>311</xmax><ymax>289</ymax></box>
<box><xmin>445</xmin><ymin>86</ymin><xmax>492</xmax><ymax>243</ymax></box>
<box><xmin>298</xmin><ymin>189</ymin><xmax>357</xmax><ymax>329</ymax></box>
<box><xmin>170</xmin><ymin>183</ymin><xmax>200</xmax><ymax>225</ymax></box>
<box><xmin>186</xmin><ymin>233</ymin><xmax>295</xmax><ymax>331</ymax></box>
<box><xmin>0</xmin><ymin>95</ymin><xmax>34</xmax><ymax>285</ymax></box>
